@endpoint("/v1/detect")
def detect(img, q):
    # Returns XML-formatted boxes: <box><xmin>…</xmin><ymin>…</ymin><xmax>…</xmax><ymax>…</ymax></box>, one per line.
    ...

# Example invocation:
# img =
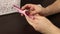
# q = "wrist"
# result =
<box><xmin>43</xmin><ymin>24</ymin><xmax>60</xmax><ymax>34</ymax></box>
<box><xmin>37</xmin><ymin>4</ymin><xmax>50</xmax><ymax>16</ymax></box>
<box><xmin>40</xmin><ymin>7</ymin><xmax>50</xmax><ymax>16</ymax></box>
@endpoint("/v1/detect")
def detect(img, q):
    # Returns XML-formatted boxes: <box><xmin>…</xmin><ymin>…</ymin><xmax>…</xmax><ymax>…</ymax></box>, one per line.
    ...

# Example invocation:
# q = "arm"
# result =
<box><xmin>25</xmin><ymin>14</ymin><xmax>60</xmax><ymax>34</ymax></box>
<box><xmin>21</xmin><ymin>0</ymin><xmax>60</xmax><ymax>16</ymax></box>
<box><xmin>44</xmin><ymin>0</ymin><xmax>60</xmax><ymax>16</ymax></box>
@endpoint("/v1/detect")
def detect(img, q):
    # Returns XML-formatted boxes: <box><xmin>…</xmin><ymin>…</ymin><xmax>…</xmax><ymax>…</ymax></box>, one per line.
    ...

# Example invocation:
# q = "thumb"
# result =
<box><xmin>25</xmin><ymin>15</ymin><xmax>35</xmax><ymax>26</ymax></box>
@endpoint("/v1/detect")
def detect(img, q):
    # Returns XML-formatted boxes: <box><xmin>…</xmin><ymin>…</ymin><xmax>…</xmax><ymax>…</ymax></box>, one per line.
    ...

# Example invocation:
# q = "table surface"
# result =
<box><xmin>0</xmin><ymin>12</ymin><xmax>60</xmax><ymax>34</ymax></box>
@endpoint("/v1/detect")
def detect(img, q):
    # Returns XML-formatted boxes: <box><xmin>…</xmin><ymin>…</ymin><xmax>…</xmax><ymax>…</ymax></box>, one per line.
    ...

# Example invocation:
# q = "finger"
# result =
<box><xmin>30</xmin><ymin>5</ymin><xmax>35</xmax><ymax>11</ymax></box>
<box><xmin>21</xmin><ymin>4</ymin><xmax>31</xmax><ymax>10</ymax></box>
<box><xmin>25</xmin><ymin>15</ymin><xmax>34</xmax><ymax>25</ymax></box>
<box><xmin>25</xmin><ymin>14</ymin><xmax>40</xmax><ymax>28</ymax></box>
<box><xmin>21</xmin><ymin>14</ymin><xmax>24</xmax><ymax>16</ymax></box>
<box><xmin>34</xmin><ymin>14</ymin><xmax>45</xmax><ymax>19</ymax></box>
<box><xmin>30</xmin><ymin>11</ymin><xmax>44</xmax><ymax>16</ymax></box>
<box><xmin>29</xmin><ymin>11</ymin><xmax>38</xmax><ymax>16</ymax></box>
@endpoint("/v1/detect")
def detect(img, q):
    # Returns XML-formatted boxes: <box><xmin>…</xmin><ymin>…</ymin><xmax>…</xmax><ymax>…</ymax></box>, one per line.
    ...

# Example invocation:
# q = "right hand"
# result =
<box><xmin>21</xmin><ymin>4</ymin><xmax>46</xmax><ymax>16</ymax></box>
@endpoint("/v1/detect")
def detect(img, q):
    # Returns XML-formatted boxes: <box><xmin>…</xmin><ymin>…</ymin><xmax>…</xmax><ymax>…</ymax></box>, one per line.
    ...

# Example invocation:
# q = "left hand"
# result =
<box><xmin>25</xmin><ymin>14</ymin><xmax>60</xmax><ymax>34</ymax></box>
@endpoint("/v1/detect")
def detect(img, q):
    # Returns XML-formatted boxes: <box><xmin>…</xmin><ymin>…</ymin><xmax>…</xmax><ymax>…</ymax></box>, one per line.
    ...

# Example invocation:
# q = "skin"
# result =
<box><xmin>21</xmin><ymin>0</ymin><xmax>60</xmax><ymax>16</ymax></box>
<box><xmin>21</xmin><ymin>0</ymin><xmax>60</xmax><ymax>34</ymax></box>
<box><xmin>25</xmin><ymin>14</ymin><xmax>60</xmax><ymax>34</ymax></box>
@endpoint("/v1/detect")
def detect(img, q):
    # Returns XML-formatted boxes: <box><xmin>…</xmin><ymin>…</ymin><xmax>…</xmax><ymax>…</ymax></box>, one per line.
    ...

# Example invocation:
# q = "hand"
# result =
<box><xmin>25</xmin><ymin>14</ymin><xmax>60</xmax><ymax>34</ymax></box>
<box><xmin>21</xmin><ymin>4</ymin><xmax>47</xmax><ymax>16</ymax></box>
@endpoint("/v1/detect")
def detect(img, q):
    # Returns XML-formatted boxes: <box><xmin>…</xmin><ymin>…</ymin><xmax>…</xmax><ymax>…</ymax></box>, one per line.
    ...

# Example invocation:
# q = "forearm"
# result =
<box><xmin>44</xmin><ymin>24</ymin><xmax>60</xmax><ymax>34</ymax></box>
<box><xmin>42</xmin><ymin>22</ymin><xmax>60</xmax><ymax>34</ymax></box>
<box><xmin>36</xmin><ymin>19</ymin><xmax>60</xmax><ymax>34</ymax></box>
<box><xmin>44</xmin><ymin>0</ymin><xmax>60</xmax><ymax>16</ymax></box>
